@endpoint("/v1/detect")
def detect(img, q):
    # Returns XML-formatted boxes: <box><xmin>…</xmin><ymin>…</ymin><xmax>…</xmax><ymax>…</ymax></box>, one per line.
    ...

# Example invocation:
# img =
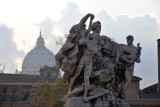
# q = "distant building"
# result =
<box><xmin>137</xmin><ymin>39</ymin><xmax>160</xmax><ymax>100</ymax></box>
<box><xmin>0</xmin><ymin>66</ymin><xmax>58</xmax><ymax>102</ymax></box>
<box><xmin>0</xmin><ymin>32</ymin><xmax>58</xmax><ymax>107</ymax></box>
<box><xmin>20</xmin><ymin>31</ymin><xmax>56</xmax><ymax>75</ymax></box>
<box><xmin>126</xmin><ymin>39</ymin><xmax>160</xmax><ymax>107</ymax></box>
<box><xmin>125</xmin><ymin>76</ymin><xmax>142</xmax><ymax>100</ymax></box>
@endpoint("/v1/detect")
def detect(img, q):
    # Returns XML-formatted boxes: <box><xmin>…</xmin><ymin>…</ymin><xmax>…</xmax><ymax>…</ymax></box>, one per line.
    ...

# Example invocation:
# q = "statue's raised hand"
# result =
<box><xmin>87</xmin><ymin>13</ymin><xmax>94</xmax><ymax>19</ymax></box>
<box><xmin>137</xmin><ymin>43</ymin><xmax>141</xmax><ymax>50</ymax></box>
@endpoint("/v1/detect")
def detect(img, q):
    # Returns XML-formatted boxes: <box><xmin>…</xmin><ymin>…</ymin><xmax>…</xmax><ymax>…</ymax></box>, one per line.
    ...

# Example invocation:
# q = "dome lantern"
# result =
<box><xmin>36</xmin><ymin>31</ymin><xmax>45</xmax><ymax>48</ymax></box>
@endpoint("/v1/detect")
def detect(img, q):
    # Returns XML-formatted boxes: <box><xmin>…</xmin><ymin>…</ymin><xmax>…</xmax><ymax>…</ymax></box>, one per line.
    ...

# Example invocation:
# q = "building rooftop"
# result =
<box><xmin>0</xmin><ymin>73</ymin><xmax>56</xmax><ymax>84</ymax></box>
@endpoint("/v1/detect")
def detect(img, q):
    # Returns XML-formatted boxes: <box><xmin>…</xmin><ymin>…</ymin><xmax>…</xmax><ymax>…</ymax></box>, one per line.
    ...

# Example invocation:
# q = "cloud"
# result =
<box><xmin>0</xmin><ymin>24</ymin><xmax>25</xmax><ymax>73</ymax></box>
<box><xmin>35</xmin><ymin>17</ymin><xmax>62</xmax><ymax>55</ymax></box>
<box><xmin>57</xmin><ymin>2</ymin><xmax>83</xmax><ymax>33</ymax></box>
<box><xmin>96</xmin><ymin>10</ymin><xmax>160</xmax><ymax>88</ymax></box>
<box><xmin>35</xmin><ymin>2</ymin><xmax>160</xmax><ymax>88</ymax></box>
<box><xmin>0</xmin><ymin>0</ymin><xmax>159</xmax><ymax>89</ymax></box>
<box><xmin>35</xmin><ymin>2</ymin><xmax>83</xmax><ymax>54</ymax></box>
<box><xmin>35</xmin><ymin>18</ymin><xmax>56</xmax><ymax>39</ymax></box>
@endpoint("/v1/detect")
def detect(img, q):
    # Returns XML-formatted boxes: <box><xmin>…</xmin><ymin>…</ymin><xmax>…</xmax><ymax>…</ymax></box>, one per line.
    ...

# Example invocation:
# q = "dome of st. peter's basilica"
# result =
<box><xmin>20</xmin><ymin>32</ymin><xmax>55</xmax><ymax>75</ymax></box>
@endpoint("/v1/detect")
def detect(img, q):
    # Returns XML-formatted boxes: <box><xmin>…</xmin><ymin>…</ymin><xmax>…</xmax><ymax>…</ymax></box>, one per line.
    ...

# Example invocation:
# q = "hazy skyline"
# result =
<box><xmin>0</xmin><ymin>0</ymin><xmax>160</xmax><ymax>88</ymax></box>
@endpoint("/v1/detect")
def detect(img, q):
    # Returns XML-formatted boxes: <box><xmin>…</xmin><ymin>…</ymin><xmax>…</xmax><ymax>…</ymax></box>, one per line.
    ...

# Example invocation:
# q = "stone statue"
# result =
<box><xmin>55</xmin><ymin>14</ymin><xmax>141</xmax><ymax>107</ymax></box>
<box><xmin>69</xmin><ymin>21</ymin><xmax>101</xmax><ymax>101</ymax></box>
<box><xmin>55</xmin><ymin>13</ymin><xmax>94</xmax><ymax>84</ymax></box>
<box><xmin>117</xmin><ymin>35</ymin><xmax>141</xmax><ymax>98</ymax></box>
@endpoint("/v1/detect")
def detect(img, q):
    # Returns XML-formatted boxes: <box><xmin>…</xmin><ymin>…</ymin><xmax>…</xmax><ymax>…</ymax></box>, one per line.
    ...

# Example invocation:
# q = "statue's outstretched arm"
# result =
<box><xmin>79</xmin><ymin>13</ymin><xmax>94</xmax><ymax>25</ymax></box>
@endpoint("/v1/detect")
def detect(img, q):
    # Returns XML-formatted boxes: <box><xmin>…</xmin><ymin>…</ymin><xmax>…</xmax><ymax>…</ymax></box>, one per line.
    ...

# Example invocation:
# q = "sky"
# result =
<box><xmin>0</xmin><ymin>0</ymin><xmax>160</xmax><ymax>89</ymax></box>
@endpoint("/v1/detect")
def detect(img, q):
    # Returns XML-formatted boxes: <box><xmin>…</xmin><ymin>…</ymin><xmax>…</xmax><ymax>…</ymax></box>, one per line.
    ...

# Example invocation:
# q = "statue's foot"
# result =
<box><xmin>83</xmin><ymin>95</ymin><xmax>89</xmax><ymax>102</ymax></box>
<box><xmin>62</xmin><ymin>96</ymin><xmax>68</xmax><ymax>102</ymax></box>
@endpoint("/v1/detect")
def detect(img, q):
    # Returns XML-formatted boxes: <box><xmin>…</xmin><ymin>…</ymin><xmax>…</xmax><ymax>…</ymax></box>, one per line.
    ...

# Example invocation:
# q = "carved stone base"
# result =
<box><xmin>64</xmin><ymin>97</ymin><xmax>92</xmax><ymax>107</ymax></box>
<box><xmin>94</xmin><ymin>99</ymin><xmax>130</xmax><ymax>107</ymax></box>
<box><xmin>64</xmin><ymin>97</ymin><xmax>130</xmax><ymax>107</ymax></box>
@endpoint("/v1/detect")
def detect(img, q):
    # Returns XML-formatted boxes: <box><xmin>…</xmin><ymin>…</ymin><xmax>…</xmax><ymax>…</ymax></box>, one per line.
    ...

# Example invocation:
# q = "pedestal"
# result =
<box><xmin>64</xmin><ymin>97</ymin><xmax>92</xmax><ymax>107</ymax></box>
<box><xmin>64</xmin><ymin>97</ymin><xmax>130</xmax><ymax>107</ymax></box>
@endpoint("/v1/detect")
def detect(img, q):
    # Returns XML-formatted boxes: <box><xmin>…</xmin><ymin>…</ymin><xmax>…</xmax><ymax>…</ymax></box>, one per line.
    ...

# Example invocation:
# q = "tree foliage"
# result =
<box><xmin>31</xmin><ymin>79</ymin><xmax>51</xmax><ymax>107</ymax></box>
<box><xmin>31</xmin><ymin>77</ymin><xmax>69</xmax><ymax>107</ymax></box>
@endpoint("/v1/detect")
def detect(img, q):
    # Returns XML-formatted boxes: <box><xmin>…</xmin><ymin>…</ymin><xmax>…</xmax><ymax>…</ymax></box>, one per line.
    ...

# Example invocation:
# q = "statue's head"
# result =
<box><xmin>126</xmin><ymin>35</ymin><xmax>134</xmax><ymax>45</ymax></box>
<box><xmin>99</xmin><ymin>36</ymin><xmax>111</xmax><ymax>46</ymax></box>
<box><xmin>69</xmin><ymin>24</ymin><xmax>80</xmax><ymax>34</ymax></box>
<box><xmin>92</xmin><ymin>21</ymin><xmax>101</xmax><ymax>33</ymax></box>
<box><xmin>69</xmin><ymin>24</ymin><xmax>87</xmax><ymax>35</ymax></box>
<box><xmin>126</xmin><ymin>35</ymin><xmax>134</xmax><ymax>41</ymax></box>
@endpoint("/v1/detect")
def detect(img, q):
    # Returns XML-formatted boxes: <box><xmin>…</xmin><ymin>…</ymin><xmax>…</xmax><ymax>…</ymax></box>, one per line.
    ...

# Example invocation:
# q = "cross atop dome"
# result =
<box><xmin>36</xmin><ymin>31</ymin><xmax>45</xmax><ymax>48</ymax></box>
<box><xmin>39</xmin><ymin>30</ymin><xmax>43</xmax><ymax>38</ymax></box>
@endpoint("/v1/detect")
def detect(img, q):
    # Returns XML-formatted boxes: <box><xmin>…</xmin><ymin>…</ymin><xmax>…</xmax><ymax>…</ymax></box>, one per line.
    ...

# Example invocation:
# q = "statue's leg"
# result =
<box><xmin>129</xmin><ymin>64</ymin><xmax>134</xmax><ymax>79</ymax></box>
<box><xmin>83</xmin><ymin>64</ymin><xmax>92</xmax><ymax>101</ymax></box>
<box><xmin>62</xmin><ymin>85</ymin><xmax>84</xmax><ymax>102</ymax></box>
<box><xmin>121</xmin><ymin>69</ymin><xmax>131</xmax><ymax>97</ymax></box>
<box><xmin>125</xmin><ymin>65</ymin><xmax>134</xmax><ymax>86</ymax></box>
<box><xmin>68</xmin><ymin>58</ymin><xmax>85</xmax><ymax>92</ymax></box>
<box><xmin>121</xmin><ymin>65</ymin><xmax>134</xmax><ymax>95</ymax></box>
<box><xmin>86</xmin><ymin>89</ymin><xmax>109</xmax><ymax>101</ymax></box>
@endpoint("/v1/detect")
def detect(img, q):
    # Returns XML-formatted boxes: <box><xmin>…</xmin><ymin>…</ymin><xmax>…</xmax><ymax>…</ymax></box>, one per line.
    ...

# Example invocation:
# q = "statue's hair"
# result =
<box><xmin>126</xmin><ymin>35</ymin><xmax>134</xmax><ymax>41</ymax></box>
<box><xmin>69</xmin><ymin>24</ymin><xmax>80</xmax><ymax>33</ymax></box>
<box><xmin>100</xmin><ymin>36</ymin><xmax>111</xmax><ymax>42</ymax></box>
<box><xmin>92</xmin><ymin>21</ymin><xmax>101</xmax><ymax>31</ymax></box>
<box><xmin>69</xmin><ymin>24</ymin><xmax>86</xmax><ymax>34</ymax></box>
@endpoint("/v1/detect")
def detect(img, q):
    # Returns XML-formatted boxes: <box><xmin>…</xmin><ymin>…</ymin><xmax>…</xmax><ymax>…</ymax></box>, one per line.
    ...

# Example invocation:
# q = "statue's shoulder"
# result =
<box><xmin>68</xmin><ymin>33</ymin><xmax>77</xmax><ymax>38</ymax></box>
<box><xmin>131</xmin><ymin>45</ymin><xmax>139</xmax><ymax>50</ymax></box>
<box><xmin>90</xmin><ymin>32</ymin><xmax>100</xmax><ymax>36</ymax></box>
<box><xmin>119</xmin><ymin>44</ymin><xmax>127</xmax><ymax>46</ymax></box>
<box><xmin>119</xmin><ymin>44</ymin><xmax>127</xmax><ymax>48</ymax></box>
